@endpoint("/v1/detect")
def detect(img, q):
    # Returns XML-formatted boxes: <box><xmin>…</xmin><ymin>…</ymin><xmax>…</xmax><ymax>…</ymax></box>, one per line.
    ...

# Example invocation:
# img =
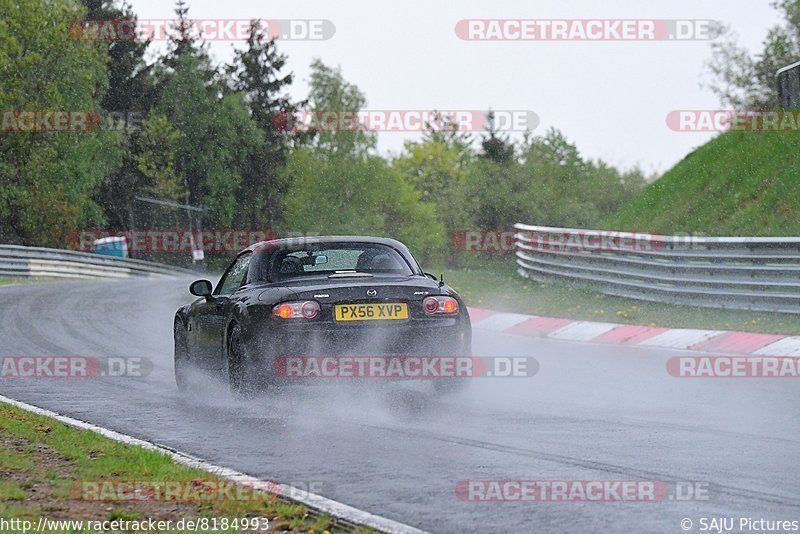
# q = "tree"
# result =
<box><xmin>282</xmin><ymin>59</ymin><xmax>444</xmax><ymax>261</ymax></box>
<box><xmin>158</xmin><ymin>54</ymin><xmax>262</xmax><ymax>229</ymax></box>
<box><xmin>136</xmin><ymin>114</ymin><xmax>184</xmax><ymax>202</ymax></box>
<box><xmin>706</xmin><ymin>1</ymin><xmax>800</xmax><ymax>109</ymax></box>
<box><xmin>393</xmin><ymin>135</ymin><xmax>470</xmax><ymax>264</ymax></box>
<box><xmin>77</xmin><ymin>0</ymin><xmax>159</xmax><ymax>230</ymax></box>
<box><xmin>306</xmin><ymin>59</ymin><xmax>376</xmax><ymax>158</ymax></box>
<box><xmin>226</xmin><ymin>22</ymin><xmax>303</xmax><ymax>229</ymax></box>
<box><xmin>0</xmin><ymin>0</ymin><xmax>123</xmax><ymax>246</ymax></box>
<box><xmin>479</xmin><ymin>111</ymin><xmax>514</xmax><ymax>164</ymax></box>
<box><xmin>420</xmin><ymin>111</ymin><xmax>473</xmax><ymax>166</ymax></box>
<box><xmin>78</xmin><ymin>0</ymin><xmax>156</xmax><ymax>113</ymax></box>
<box><xmin>163</xmin><ymin>0</ymin><xmax>211</xmax><ymax>71</ymax></box>
<box><xmin>394</xmin><ymin>138</ymin><xmax>466</xmax><ymax>203</ymax></box>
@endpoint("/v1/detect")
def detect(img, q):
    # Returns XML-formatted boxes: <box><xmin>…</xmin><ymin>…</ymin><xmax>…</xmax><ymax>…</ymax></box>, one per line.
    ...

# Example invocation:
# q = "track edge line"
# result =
<box><xmin>0</xmin><ymin>394</ymin><xmax>428</xmax><ymax>534</ymax></box>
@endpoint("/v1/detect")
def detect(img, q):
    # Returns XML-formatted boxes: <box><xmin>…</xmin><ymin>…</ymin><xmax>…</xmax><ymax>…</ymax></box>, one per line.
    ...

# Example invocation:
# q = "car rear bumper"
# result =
<box><xmin>241</xmin><ymin>319</ymin><xmax>469</xmax><ymax>383</ymax></box>
<box><xmin>250</xmin><ymin>321</ymin><xmax>470</xmax><ymax>357</ymax></box>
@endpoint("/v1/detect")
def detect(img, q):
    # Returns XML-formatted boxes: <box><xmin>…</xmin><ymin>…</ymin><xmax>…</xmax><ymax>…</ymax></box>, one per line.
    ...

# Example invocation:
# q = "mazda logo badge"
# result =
<box><xmin>366</xmin><ymin>289</ymin><xmax>377</xmax><ymax>297</ymax></box>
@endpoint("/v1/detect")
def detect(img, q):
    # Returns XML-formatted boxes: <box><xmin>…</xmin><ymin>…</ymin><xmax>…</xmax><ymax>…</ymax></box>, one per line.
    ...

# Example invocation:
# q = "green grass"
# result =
<box><xmin>604</xmin><ymin>130</ymin><xmax>800</xmax><ymax>236</ymax></box>
<box><xmin>443</xmin><ymin>266</ymin><xmax>800</xmax><ymax>335</ymax></box>
<box><xmin>0</xmin><ymin>480</ymin><xmax>27</xmax><ymax>500</ymax></box>
<box><xmin>0</xmin><ymin>402</ymin><xmax>370</xmax><ymax>533</ymax></box>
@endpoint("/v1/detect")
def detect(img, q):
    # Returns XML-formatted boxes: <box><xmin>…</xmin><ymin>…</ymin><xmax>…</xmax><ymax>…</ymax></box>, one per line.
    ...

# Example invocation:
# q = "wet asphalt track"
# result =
<box><xmin>0</xmin><ymin>278</ymin><xmax>798</xmax><ymax>533</ymax></box>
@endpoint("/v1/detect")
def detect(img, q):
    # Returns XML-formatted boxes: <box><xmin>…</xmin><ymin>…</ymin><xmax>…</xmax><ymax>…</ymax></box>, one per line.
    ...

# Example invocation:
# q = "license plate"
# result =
<box><xmin>334</xmin><ymin>303</ymin><xmax>408</xmax><ymax>321</ymax></box>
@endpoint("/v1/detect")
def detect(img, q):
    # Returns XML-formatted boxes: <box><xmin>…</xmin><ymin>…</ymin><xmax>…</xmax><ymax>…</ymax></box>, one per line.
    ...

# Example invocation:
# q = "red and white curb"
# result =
<box><xmin>468</xmin><ymin>308</ymin><xmax>800</xmax><ymax>356</ymax></box>
<box><xmin>0</xmin><ymin>395</ymin><xmax>427</xmax><ymax>534</ymax></box>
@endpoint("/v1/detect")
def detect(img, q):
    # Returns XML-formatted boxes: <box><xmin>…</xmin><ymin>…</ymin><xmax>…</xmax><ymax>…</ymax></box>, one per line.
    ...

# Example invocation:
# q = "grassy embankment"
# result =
<box><xmin>0</xmin><ymin>401</ymin><xmax>371</xmax><ymax>533</ymax></box>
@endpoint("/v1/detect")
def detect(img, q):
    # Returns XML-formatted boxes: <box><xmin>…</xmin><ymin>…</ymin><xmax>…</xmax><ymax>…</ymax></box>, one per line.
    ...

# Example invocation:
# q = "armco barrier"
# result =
<box><xmin>514</xmin><ymin>223</ymin><xmax>800</xmax><ymax>314</ymax></box>
<box><xmin>0</xmin><ymin>245</ymin><xmax>196</xmax><ymax>280</ymax></box>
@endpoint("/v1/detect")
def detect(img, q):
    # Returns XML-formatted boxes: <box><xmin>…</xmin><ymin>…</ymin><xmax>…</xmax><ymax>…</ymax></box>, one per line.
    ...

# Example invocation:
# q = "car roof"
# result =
<box><xmin>242</xmin><ymin>236</ymin><xmax>423</xmax><ymax>282</ymax></box>
<box><xmin>244</xmin><ymin>235</ymin><xmax>410</xmax><ymax>254</ymax></box>
<box><xmin>242</xmin><ymin>235</ymin><xmax>406</xmax><ymax>252</ymax></box>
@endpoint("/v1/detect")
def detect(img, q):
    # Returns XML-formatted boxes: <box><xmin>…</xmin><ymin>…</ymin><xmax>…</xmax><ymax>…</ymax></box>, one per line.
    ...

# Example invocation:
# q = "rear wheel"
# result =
<box><xmin>173</xmin><ymin>321</ymin><xmax>190</xmax><ymax>392</ymax></box>
<box><xmin>227</xmin><ymin>323</ymin><xmax>264</xmax><ymax>397</ymax></box>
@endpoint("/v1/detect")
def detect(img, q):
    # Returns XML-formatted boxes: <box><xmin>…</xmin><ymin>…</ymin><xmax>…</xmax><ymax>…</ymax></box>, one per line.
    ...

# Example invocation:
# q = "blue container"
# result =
<box><xmin>94</xmin><ymin>236</ymin><xmax>129</xmax><ymax>258</ymax></box>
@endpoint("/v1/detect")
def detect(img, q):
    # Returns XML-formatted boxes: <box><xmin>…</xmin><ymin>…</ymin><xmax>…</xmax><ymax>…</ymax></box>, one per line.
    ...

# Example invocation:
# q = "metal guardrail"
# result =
<box><xmin>514</xmin><ymin>223</ymin><xmax>800</xmax><ymax>314</ymax></box>
<box><xmin>0</xmin><ymin>245</ymin><xmax>197</xmax><ymax>280</ymax></box>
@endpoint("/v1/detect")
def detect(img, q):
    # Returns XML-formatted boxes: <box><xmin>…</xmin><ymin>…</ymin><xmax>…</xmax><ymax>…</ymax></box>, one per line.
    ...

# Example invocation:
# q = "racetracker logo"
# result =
<box><xmin>455</xmin><ymin>480</ymin><xmax>710</xmax><ymax>502</ymax></box>
<box><xmin>69</xmin><ymin>19</ymin><xmax>335</xmax><ymax>42</ymax></box>
<box><xmin>452</xmin><ymin>230</ymin><xmax>668</xmax><ymax>253</ymax></box>
<box><xmin>666</xmin><ymin>356</ymin><xmax>800</xmax><ymax>378</ymax></box>
<box><xmin>455</xmin><ymin>19</ymin><xmax>721</xmax><ymax>41</ymax></box>
<box><xmin>666</xmin><ymin>110</ymin><xmax>800</xmax><ymax>132</ymax></box>
<box><xmin>0</xmin><ymin>356</ymin><xmax>151</xmax><ymax>378</ymax></box>
<box><xmin>1</xmin><ymin>110</ymin><xmax>141</xmax><ymax>132</ymax></box>
<box><xmin>273</xmin><ymin>110</ymin><xmax>538</xmax><ymax>133</ymax></box>
<box><xmin>72</xmin><ymin>480</ymin><xmax>282</xmax><ymax>502</ymax></box>
<box><xmin>71</xmin><ymin>480</ymin><xmax>326</xmax><ymax>502</ymax></box>
<box><xmin>69</xmin><ymin>230</ymin><xmax>278</xmax><ymax>254</ymax></box>
<box><xmin>273</xmin><ymin>356</ymin><xmax>538</xmax><ymax>378</ymax></box>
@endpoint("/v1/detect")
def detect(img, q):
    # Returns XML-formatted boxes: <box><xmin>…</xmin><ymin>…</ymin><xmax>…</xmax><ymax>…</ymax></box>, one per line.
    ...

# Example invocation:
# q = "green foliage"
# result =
<box><xmin>226</xmin><ymin>21</ymin><xmax>301</xmax><ymax>230</ymax></box>
<box><xmin>460</xmin><ymin>128</ymin><xmax>643</xmax><ymax>232</ymax></box>
<box><xmin>392</xmin><ymin>122</ymin><xmax>644</xmax><ymax>267</ymax></box>
<box><xmin>707</xmin><ymin>0</ymin><xmax>800</xmax><ymax>109</ymax></box>
<box><xmin>281</xmin><ymin>60</ymin><xmax>444</xmax><ymax>262</ymax></box>
<box><xmin>135</xmin><ymin>114</ymin><xmax>184</xmax><ymax>202</ymax></box>
<box><xmin>0</xmin><ymin>0</ymin><xmax>123</xmax><ymax>246</ymax></box>
<box><xmin>306</xmin><ymin>59</ymin><xmax>376</xmax><ymax>158</ymax></box>
<box><xmin>480</xmin><ymin>111</ymin><xmax>514</xmax><ymax>164</ymax></box>
<box><xmin>394</xmin><ymin>138</ymin><xmax>467</xmax><ymax>204</ymax></box>
<box><xmin>0</xmin><ymin>0</ymin><xmax>646</xmax><ymax>267</ymax></box>
<box><xmin>158</xmin><ymin>54</ymin><xmax>262</xmax><ymax>228</ymax></box>
<box><xmin>82</xmin><ymin>0</ymin><xmax>159</xmax><ymax>230</ymax></box>
<box><xmin>282</xmin><ymin>149</ymin><xmax>444</xmax><ymax>263</ymax></box>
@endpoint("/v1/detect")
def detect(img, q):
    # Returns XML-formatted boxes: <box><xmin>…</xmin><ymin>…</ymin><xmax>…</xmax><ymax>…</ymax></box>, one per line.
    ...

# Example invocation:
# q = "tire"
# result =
<box><xmin>173</xmin><ymin>321</ymin><xmax>190</xmax><ymax>392</ymax></box>
<box><xmin>227</xmin><ymin>323</ymin><xmax>264</xmax><ymax>397</ymax></box>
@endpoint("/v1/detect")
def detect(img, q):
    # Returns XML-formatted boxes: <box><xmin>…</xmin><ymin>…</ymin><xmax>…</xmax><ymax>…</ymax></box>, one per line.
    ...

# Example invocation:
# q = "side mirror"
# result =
<box><xmin>315</xmin><ymin>255</ymin><xmax>328</xmax><ymax>265</ymax></box>
<box><xmin>189</xmin><ymin>280</ymin><xmax>213</xmax><ymax>301</ymax></box>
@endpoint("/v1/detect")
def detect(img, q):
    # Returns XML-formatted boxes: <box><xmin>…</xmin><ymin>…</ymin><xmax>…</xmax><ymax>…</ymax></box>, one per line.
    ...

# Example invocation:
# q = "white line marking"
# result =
<box><xmin>0</xmin><ymin>394</ymin><xmax>427</xmax><ymax>534</ymax></box>
<box><xmin>472</xmin><ymin>312</ymin><xmax>532</xmax><ymax>331</ymax></box>
<box><xmin>639</xmin><ymin>329</ymin><xmax>724</xmax><ymax>349</ymax></box>
<box><xmin>547</xmin><ymin>321</ymin><xmax>618</xmax><ymax>341</ymax></box>
<box><xmin>753</xmin><ymin>337</ymin><xmax>800</xmax><ymax>356</ymax></box>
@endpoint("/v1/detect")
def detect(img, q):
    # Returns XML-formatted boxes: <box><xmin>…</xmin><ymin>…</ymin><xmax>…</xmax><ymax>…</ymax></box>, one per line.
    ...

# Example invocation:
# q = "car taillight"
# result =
<box><xmin>301</xmin><ymin>301</ymin><xmax>320</xmax><ymax>319</ymax></box>
<box><xmin>273</xmin><ymin>301</ymin><xmax>320</xmax><ymax>319</ymax></box>
<box><xmin>422</xmin><ymin>296</ymin><xmax>459</xmax><ymax>315</ymax></box>
<box><xmin>423</xmin><ymin>297</ymin><xmax>439</xmax><ymax>313</ymax></box>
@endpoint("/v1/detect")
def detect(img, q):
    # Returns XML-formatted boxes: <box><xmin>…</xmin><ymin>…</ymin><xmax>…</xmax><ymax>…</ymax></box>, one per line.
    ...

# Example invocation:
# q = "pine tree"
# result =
<box><xmin>480</xmin><ymin>111</ymin><xmax>514</xmax><ymax>164</ymax></box>
<box><xmin>226</xmin><ymin>22</ymin><xmax>304</xmax><ymax>229</ymax></box>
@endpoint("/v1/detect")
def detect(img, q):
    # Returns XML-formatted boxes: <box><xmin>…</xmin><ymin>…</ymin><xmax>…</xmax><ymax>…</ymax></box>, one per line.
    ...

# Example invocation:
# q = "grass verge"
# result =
<box><xmin>605</xmin><ymin>130</ymin><xmax>800</xmax><ymax>236</ymax></box>
<box><xmin>443</xmin><ymin>266</ymin><xmax>800</xmax><ymax>335</ymax></box>
<box><xmin>0</xmin><ymin>401</ymin><xmax>372</xmax><ymax>533</ymax></box>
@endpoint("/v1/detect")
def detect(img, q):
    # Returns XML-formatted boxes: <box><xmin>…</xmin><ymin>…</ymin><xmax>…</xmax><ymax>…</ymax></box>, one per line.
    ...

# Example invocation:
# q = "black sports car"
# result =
<box><xmin>173</xmin><ymin>236</ymin><xmax>472</xmax><ymax>395</ymax></box>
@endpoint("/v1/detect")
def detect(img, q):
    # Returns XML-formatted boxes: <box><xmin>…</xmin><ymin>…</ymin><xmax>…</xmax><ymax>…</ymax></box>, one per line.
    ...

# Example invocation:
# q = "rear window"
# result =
<box><xmin>266</xmin><ymin>243</ymin><xmax>413</xmax><ymax>281</ymax></box>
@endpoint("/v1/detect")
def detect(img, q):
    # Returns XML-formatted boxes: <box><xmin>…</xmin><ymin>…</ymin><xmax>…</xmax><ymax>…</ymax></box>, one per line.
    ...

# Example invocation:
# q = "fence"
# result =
<box><xmin>514</xmin><ymin>223</ymin><xmax>800</xmax><ymax>314</ymax></box>
<box><xmin>0</xmin><ymin>245</ymin><xmax>196</xmax><ymax>280</ymax></box>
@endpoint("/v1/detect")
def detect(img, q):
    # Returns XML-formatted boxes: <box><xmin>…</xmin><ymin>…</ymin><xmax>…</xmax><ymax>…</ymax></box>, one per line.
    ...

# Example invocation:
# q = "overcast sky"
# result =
<box><xmin>130</xmin><ymin>0</ymin><xmax>782</xmax><ymax>175</ymax></box>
